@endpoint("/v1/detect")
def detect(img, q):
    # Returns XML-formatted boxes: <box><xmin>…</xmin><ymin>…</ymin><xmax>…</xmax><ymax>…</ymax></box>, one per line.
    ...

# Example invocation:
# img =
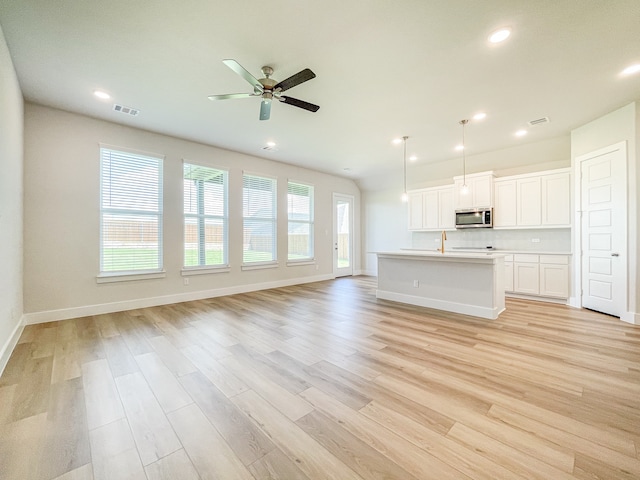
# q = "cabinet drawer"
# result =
<box><xmin>513</xmin><ymin>254</ymin><xmax>539</xmax><ymax>263</ymax></box>
<box><xmin>539</xmin><ymin>255</ymin><xmax>569</xmax><ymax>265</ymax></box>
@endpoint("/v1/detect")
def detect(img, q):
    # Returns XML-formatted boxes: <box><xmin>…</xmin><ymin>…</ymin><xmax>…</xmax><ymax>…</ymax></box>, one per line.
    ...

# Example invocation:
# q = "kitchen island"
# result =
<box><xmin>375</xmin><ymin>250</ymin><xmax>505</xmax><ymax>319</ymax></box>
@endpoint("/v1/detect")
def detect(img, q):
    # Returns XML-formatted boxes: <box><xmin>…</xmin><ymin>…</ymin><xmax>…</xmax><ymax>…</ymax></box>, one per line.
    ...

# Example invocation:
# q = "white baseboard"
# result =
<box><xmin>621</xmin><ymin>311</ymin><xmax>639</xmax><ymax>325</ymax></box>
<box><xmin>0</xmin><ymin>315</ymin><xmax>25</xmax><ymax>377</ymax></box>
<box><xmin>23</xmin><ymin>273</ymin><xmax>336</xmax><ymax>325</ymax></box>
<box><xmin>376</xmin><ymin>289</ymin><xmax>503</xmax><ymax>320</ymax></box>
<box><xmin>505</xmin><ymin>292</ymin><xmax>569</xmax><ymax>305</ymax></box>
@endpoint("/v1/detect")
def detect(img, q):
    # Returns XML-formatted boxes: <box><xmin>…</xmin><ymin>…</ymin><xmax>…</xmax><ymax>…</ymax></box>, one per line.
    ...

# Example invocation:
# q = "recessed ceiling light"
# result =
<box><xmin>93</xmin><ymin>90</ymin><xmax>111</xmax><ymax>100</ymax></box>
<box><xmin>621</xmin><ymin>64</ymin><xmax>640</xmax><ymax>76</ymax></box>
<box><xmin>455</xmin><ymin>145</ymin><xmax>465</xmax><ymax>151</ymax></box>
<box><xmin>473</xmin><ymin>112</ymin><xmax>487</xmax><ymax>121</ymax></box>
<box><xmin>489</xmin><ymin>28</ymin><xmax>511</xmax><ymax>44</ymax></box>
<box><xmin>409</xmin><ymin>155</ymin><xmax>417</xmax><ymax>162</ymax></box>
<box><xmin>515</xmin><ymin>129</ymin><xmax>527</xmax><ymax>137</ymax></box>
<box><xmin>266</xmin><ymin>141</ymin><xmax>276</xmax><ymax>147</ymax></box>
<box><xmin>392</xmin><ymin>138</ymin><xmax>403</xmax><ymax>145</ymax></box>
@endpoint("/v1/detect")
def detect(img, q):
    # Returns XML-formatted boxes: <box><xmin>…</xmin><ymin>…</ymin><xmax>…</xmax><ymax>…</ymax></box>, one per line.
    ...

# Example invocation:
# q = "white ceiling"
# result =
<box><xmin>1</xmin><ymin>1</ymin><xmax>639</xmax><ymax>181</ymax></box>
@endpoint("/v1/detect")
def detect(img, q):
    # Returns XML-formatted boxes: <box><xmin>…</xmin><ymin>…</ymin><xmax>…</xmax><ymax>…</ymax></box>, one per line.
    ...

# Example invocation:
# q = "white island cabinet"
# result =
<box><xmin>376</xmin><ymin>251</ymin><xmax>505</xmax><ymax>320</ymax></box>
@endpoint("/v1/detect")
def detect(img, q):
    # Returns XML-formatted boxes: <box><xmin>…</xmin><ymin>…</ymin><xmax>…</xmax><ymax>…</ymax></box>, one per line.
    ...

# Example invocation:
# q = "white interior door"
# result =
<box><xmin>579</xmin><ymin>143</ymin><xmax>627</xmax><ymax>317</ymax></box>
<box><xmin>333</xmin><ymin>193</ymin><xmax>353</xmax><ymax>277</ymax></box>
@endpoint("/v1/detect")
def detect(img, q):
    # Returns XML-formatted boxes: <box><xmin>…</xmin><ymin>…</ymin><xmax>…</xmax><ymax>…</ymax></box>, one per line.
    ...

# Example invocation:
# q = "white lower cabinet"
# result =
<box><xmin>539</xmin><ymin>255</ymin><xmax>570</xmax><ymax>298</ymax></box>
<box><xmin>514</xmin><ymin>255</ymin><xmax>540</xmax><ymax>295</ymax></box>
<box><xmin>505</xmin><ymin>254</ymin><xmax>570</xmax><ymax>299</ymax></box>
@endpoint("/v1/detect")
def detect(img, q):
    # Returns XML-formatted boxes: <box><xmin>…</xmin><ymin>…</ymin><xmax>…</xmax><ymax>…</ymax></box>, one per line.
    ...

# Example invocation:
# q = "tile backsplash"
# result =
<box><xmin>412</xmin><ymin>228</ymin><xmax>571</xmax><ymax>252</ymax></box>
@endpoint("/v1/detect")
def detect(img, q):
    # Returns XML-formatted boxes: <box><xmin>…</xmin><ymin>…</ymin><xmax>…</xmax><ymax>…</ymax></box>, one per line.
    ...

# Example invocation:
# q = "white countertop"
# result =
<box><xmin>400</xmin><ymin>248</ymin><xmax>572</xmax><ymax>255</ymax></box>
<box><xmin>376</xmin><ymin>250</ymin><xmax>505</xmax><ymax>261</ymax></box>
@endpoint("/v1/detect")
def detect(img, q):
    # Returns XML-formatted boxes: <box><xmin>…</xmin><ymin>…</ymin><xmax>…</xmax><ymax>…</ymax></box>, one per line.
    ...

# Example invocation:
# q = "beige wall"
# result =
<box><xmin>571</xmin><ymin>102</ymin><xmax>639</xmax><ymax>322</ymax></box>
<box><xmin>23</xmin><ymin>104</ymin><xmax>361</xmax><ymax>321</ymax></box>
<box><xmin>0</xmin><ymin>25</ymin><xmax>24</xmax><ymax>371</ymax></box>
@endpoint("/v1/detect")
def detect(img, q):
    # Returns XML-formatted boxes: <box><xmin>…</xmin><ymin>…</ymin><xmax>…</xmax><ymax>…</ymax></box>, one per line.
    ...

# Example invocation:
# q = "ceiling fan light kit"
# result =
<box><xmin>208</xmin><ymin>59</ymin><xmax>320</xmax><ymax>121</ymax></box>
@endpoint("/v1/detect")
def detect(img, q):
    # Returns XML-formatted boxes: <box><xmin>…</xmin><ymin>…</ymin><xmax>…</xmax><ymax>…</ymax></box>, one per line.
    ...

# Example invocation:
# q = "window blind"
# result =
<box><xmin>183</xmin><ymin>163</ymin><xmax>228</xmax><ymax>267</ymax></box>
<box><xmin>287</xmin><ymin>181</ymin><xmax>314</xmax><ymax>260</ymax></box>
<box><xmin>100</xmin><ymin>148</ymin><xmax>163</xmax><ymax>273</ymax></box>
<box><xmin>243</xmin><ymin>174</ymin><xmax>276</xmax><ymax>263</ymax></box>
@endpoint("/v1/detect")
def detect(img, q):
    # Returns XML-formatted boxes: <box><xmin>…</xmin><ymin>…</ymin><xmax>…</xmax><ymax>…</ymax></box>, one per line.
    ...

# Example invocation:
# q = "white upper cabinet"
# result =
<box><xmin>453</xmin><ymin>172</ymin><xmax>494</xmax><ymax>210</ymax></box>
<box><xmin>517</xmin><ymin>176</ymin><xmax>542</xmax><ymax>226</ymax></box>
<box><xmin>493</xmin><ymin>168</ymin><xmax>570</xmax><ymax>229</ymax></box>
<box><xmin>494</xmin><ymin>180</ymin><xmax>517</xmax><ymax>227</ymax></box>
<box><xmin>541</xmin><ymin>172</ymin><xmax>571</xmax><ymax>226</ymax></box>
<box><xmin>407</xmin><ymin>185</ymin><xmax>454</xmax><ymax>231</ymax></box>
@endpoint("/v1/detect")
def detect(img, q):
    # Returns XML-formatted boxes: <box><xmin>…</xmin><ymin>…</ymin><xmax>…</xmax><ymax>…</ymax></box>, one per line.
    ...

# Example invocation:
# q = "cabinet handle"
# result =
<box><xmin>611</xmin><ymin>253</ymin><xmax>620</xmax><ymax>257</ymax></box>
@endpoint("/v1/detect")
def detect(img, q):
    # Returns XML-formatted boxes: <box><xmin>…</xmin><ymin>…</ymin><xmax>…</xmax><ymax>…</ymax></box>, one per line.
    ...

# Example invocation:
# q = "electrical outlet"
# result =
<box><xmin>183</xmin><ymin>278</ymin><xmax>189</xmax><ymax>286</ymax></box>
<box><xmin>531</xmin><ymin>238</ymin><xmax>541</xmax><ymax>243</ymax></box>
<box><xmin>413</xmin><ymin>280</ymin><xmax>419</xmax><ymax>288</ymax></box>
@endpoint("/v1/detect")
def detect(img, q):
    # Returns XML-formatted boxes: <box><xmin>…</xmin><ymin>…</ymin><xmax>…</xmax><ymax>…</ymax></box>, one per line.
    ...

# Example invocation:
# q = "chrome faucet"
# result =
<box><xmin>439</xmin><ymin>230</ymin><xmax>447</xmax><ymax>254</ymax></box>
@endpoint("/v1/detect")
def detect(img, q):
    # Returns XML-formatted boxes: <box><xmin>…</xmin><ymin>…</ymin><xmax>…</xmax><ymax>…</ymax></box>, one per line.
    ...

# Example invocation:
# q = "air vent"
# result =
<box><xmin>113</xmin><ymin>104</ymin><xmax>140</xmax><ymax>116</ymax></box>
<box><xmin>527</xmin><ymin>117</ymin><xmax>549</xmax><ymax>126</ymax></box>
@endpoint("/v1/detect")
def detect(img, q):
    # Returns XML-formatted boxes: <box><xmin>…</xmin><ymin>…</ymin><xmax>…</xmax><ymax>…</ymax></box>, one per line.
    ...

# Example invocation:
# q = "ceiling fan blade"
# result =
<box><xmin>208</xmin><ymin>93</ymin><xmax>259</xmax><ymax>101</ymax></box>
<box><xmin>222</xmin><ymin>59</ymin><xmax>263</xmax><ymax>93</ymax></box>
<box><xmin>259</xmin><ymin>99</ymin><xmax>271</xmax><ymax>121</ymax></box>
<box><xmin>279</xmin><ymin>96</ymin><xmax>320</xmax><ymax>112</ymax></box>
<box><xmin>273</xmin><ymin>68</ymin><xmax>316</xmax><ymax>92</ymax></box>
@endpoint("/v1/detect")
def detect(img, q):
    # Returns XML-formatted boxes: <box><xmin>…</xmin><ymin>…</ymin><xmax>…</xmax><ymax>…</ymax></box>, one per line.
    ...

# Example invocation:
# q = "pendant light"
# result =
<box><xmin>401</xmin><ymin>136</ymin><xmax>409</xmax><ymax>202</ymax></box>
<box><xmin>459</xmin><ymin>119</ymin><xmax>469</xmax><ymax>195</ymax></box>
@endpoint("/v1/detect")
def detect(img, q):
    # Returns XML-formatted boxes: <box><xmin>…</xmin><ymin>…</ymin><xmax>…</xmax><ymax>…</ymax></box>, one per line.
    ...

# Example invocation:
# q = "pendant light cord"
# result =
<box><xmin>403</xmin><ymin>136</ymin><xmax>408</xmax><ymax>195</ymax></box>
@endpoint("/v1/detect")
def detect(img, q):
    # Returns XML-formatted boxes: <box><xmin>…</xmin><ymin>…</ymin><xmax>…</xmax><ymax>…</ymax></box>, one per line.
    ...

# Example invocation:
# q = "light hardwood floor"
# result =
<box><xmin>1</xmin><ymin>276</ymin><xmax>639</xmax><ymax>479</ymax></box>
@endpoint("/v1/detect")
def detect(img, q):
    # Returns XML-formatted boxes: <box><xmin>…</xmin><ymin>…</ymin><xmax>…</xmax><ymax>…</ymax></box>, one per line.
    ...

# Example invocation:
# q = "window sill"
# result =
<box><xmin>181</xmin><ymin>266</ymin><xmax>230</xmax><ymax>276</ymax></box>
<box><xmin>241</xmin><ymin>261</ymin><xmax>278</xmax><ymax>271</ymax></box>
<box><xmin>286</xmin><ymin>259</ymin><xmax>316</xmax><ymax>267</ymax></box>
<box><xmin>96</xmin><ymin>270</ymin><xmax>167</xmax><ymax>284</ymax></box>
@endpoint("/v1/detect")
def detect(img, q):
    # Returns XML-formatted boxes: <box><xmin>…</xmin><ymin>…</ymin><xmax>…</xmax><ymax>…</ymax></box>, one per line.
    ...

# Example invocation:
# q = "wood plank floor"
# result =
<box><xmin>1</xmin><ymin>276</ymin><xmax>639</xmax><ymax>479</ymax></box>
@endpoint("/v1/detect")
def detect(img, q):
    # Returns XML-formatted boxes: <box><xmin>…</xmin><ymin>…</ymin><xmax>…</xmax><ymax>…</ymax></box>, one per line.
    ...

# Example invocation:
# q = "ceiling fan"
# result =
<box><xmin>208</xmin><ymin>59</ymin><xmax>320</xmax><ymax>121</ymax></box>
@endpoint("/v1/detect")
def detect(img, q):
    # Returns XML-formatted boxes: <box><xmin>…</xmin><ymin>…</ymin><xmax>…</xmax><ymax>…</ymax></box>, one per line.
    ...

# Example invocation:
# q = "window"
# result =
<box><xmin>288</xmin><ymin>181</ymin><xmax>314</xmax><ymax>261</ymax></box>
<box><xmin>100</xmin><ymin>147</ymin><xmax>163</xmax><ymax>274</ymax></box>
<box><xmin>243</xmin><ymin>173</ymin><xmax>276</xmax><ymax>264</ymax></box>
<box><xmin>183</xmin><ymin>163</ymin><xmax>228</xmax><ymax>268</ymax></box>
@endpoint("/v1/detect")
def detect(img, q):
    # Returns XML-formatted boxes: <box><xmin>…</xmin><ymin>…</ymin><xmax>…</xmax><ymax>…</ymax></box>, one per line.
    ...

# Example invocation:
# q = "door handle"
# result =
<box><xmin>611</xmin><ymin>253</ymin><xmax>620</xmax><ymax>257</ymax></box>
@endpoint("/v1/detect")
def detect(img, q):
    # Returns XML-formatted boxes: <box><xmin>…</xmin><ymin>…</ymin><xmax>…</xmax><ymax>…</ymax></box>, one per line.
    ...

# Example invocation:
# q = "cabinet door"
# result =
<box><xmin>438</xmin><ymin>187</ymin><xmax>455</xmax><ymax>229</ymax></box>
<box><xmin>473</xmin><ymin>175</ymin><xmax>493</xmax><ymax>208</ymax></box>
<box><xmin>514</xmin><ymin>262</ymin><xmax>539</xmax><ymax>295</ymax></box>
<box><xmin>408</xmin><ymin>192</ymin><xmax>423</xmax><ymax>230</ymax></box>
<box><xmin>504</xmin><ymin>262</ymin><xmax>514</xmax><ymax>292</ymax></box>
<box><xmin>453</xmin><ymin>178</ymin><xmax>474</xmax><ymax>210</ymax></box>
<box><xmin>422</xmin><ymin>190</ymin><xmax>439</xmax><ymax>229</ymax></box>
<box><xmin>517</xmin><ymin>177</ymin><xmax>542</xmax><ymax>226</ymax></box>
<box><xmin>494</xmin><ymin>180</ymin><xmax>517</xmax><ymax>227</ymax></box>
<box><xmin>540</xmin><ymin>263</ymin><xmax>569</xmax><ymax>298</ymax></box>
<box><xmin>541</xmin><ymin>172</ymin><xmax>570</xmax><ymax>226</ymax></box>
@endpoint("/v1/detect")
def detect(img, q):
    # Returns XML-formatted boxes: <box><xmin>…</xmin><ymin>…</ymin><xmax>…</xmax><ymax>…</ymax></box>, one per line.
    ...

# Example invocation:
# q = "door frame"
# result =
<box><xmin>333</xmin><ymin>193</ymin><xmax>354</xmax><ymax>277</ymax></box>
<box><xmin>573</xmin><ymin>141</ymin><xmax>630</xmax><ymax>321</ymax></box>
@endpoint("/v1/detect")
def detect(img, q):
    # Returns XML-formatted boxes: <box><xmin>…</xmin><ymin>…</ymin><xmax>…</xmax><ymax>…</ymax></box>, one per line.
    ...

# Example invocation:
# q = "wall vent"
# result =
<box><xmin>527</xmin><ymin>117</ymin><xmax>549</xmax><ymax>126</ymax></box>
<box><xmin>113</xmin><ymin>104</ymin><xmax>140</xmax><ymax>116</ymax></box>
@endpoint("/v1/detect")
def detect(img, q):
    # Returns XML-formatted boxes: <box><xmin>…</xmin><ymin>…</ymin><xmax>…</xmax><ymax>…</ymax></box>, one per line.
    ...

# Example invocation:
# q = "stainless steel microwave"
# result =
<box><xmin>455</xmin><ymin>208</ymin><xmax>493</xmax><ymax>228</ymax></box>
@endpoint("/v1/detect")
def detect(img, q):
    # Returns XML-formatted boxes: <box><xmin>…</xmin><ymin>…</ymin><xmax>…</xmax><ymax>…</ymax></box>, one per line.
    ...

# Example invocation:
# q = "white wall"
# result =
<box><xmin>0</xmin><ymin>25</ymin><xmax>24</xmax><ymax>372</ymax></box>
<box><xmin>361</xmin><ymin>189</ymin><xmax>412</xmax><ymax>276</ymax></box>
<box><xmin>571</xmin><ymin>102</ymin><xmax>638</xmax><ymax>322</ymax></box>
<box><xmin>23</xmin><ymin>104</ymin><xmax>361</xmax><ymax>322</ymax></box>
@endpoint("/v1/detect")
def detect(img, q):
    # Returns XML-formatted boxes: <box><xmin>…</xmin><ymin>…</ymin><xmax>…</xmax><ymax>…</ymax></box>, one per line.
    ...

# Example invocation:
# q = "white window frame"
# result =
<box><xmin>242</xmin><ymin>172</ymin><xmax>277</xmax><ymax>268</ymax></box>
<box><xmin>98</xmin><ymin>145</ymin><xmax>164</xmax><ymax>282</ymax></box>
<box><xmin>182</xmin><ymin>162</ymin><xmax>229</xmax><ymax>274</ymax></box>
<box><xmin>287</xmin><ymin>180</ymin><xmax>315</xmax><ymax>263</ymax></box>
